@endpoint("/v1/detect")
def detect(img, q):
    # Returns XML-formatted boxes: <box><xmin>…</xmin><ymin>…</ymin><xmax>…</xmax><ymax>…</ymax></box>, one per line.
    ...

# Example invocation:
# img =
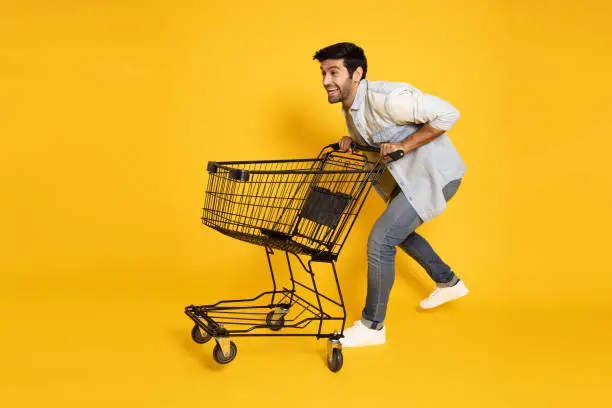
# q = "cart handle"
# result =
<box><xmin>329</xmin><ymin>142</ymin><xmax>405</xmax><ymax>163</ymax></box>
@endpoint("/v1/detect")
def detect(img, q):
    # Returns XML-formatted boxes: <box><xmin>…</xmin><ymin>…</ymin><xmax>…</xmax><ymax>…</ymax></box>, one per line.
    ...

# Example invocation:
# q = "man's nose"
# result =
<box><xmin>322</xmin><ymin>74</ymin><xmax>332</xmax><ymax>86</ymax></box>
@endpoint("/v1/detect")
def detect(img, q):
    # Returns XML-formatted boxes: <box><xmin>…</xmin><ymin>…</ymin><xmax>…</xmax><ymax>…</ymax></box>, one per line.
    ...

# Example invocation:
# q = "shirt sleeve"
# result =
<box><xmin>384</xmin><ymin>87</ymin><xmax>460</xmax><ymax>131</ymax></box>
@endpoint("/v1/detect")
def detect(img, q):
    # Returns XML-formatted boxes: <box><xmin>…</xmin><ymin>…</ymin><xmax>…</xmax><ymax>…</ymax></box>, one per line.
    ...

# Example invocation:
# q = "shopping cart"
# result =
<box><xmin>184</xmin><ymin>142</ymin><xmax>403</xmax><ymax>372</ymax></box>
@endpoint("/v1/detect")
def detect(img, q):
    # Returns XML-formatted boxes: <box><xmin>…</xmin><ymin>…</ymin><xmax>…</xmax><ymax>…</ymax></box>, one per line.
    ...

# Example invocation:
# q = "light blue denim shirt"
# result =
<box><xmin>343</xmin><ymin>79</ymin><xmax>466</xmax><ymax>222</ymax></box>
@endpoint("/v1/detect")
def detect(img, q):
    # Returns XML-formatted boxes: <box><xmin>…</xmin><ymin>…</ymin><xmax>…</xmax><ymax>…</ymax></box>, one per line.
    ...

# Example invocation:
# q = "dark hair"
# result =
<box><xmin>313</xmin><ymin>42</ymin><xmax>367</xmax><ymax>80</ymax></box>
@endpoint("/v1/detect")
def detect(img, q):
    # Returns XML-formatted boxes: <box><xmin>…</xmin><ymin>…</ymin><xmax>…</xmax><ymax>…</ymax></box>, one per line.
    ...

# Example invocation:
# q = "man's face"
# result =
<box><xmin>319</xmin><ymin>59</ymin><xmax>354</xmax><ymax>104</ymax></box>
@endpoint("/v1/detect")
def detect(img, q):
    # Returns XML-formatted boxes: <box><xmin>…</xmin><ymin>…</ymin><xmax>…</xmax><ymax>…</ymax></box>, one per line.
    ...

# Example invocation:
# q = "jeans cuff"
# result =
<box><xmin>360</xmin><ymin>317</ymin><xmax>384</xmax><ymax>330</ymax></box>
<box><xmin>437</xmin><ymin>275</ymin><xmax>459</xmax><ymax>288</ymax></box>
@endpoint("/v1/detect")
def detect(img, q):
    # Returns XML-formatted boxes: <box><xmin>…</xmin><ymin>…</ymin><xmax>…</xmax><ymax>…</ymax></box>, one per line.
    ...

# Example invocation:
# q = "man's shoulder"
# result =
<box><xmin>364</xmin><ymin>79</ymin><xmax>418</xmax><ymax>95</ymax></box>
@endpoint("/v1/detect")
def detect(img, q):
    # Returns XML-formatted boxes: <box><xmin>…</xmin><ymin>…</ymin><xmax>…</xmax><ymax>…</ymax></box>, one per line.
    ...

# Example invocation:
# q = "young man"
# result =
<box><xmin>313</xmin><ymin>42</ymin><xmax>469</xmax><ymax>347</ymax></box>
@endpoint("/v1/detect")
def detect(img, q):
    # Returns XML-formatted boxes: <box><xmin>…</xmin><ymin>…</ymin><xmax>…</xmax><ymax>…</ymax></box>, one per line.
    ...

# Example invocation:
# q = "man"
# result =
<box><xmin>313</xmin><ymin>42</ymin><xmax>469</xmax><ymax>348</ymax></box>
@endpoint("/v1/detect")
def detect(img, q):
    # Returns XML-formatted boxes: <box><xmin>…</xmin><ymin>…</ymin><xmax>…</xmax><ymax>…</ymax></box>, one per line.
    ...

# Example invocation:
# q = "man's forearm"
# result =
<box><xmin>401</xmin><ymin>124</ymin><xmax>445</xmax><ymax>152</ymax></box>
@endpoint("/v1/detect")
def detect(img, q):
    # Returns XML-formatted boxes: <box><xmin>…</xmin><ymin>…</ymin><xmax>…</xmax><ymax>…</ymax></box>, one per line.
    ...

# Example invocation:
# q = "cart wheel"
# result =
<box><xmin>191</xmin><ymin>324</ymin><xmax>212</xmax><ymax>344</ymax></box>
<box><xmin>328</xmin><ymin>348</ymin><xmax>343</xmax><ymax>373</ymax></box>
<box><xmin>212</xmin><ymin>341</ymin><xmax>237</xmax><ymax>364</ymax></box>
<box><xmin>266</xmin><ymin>310</ymin><xmax>285</xmax><ymax>331</ymax></box>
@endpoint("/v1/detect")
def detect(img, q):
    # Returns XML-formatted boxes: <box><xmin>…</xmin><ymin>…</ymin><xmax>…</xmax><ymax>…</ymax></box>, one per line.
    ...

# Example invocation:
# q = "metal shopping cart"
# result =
<box><xmin>184</xmin><ymin>142</ymin><xmax>403</xmax><ymax>372</ymax></box>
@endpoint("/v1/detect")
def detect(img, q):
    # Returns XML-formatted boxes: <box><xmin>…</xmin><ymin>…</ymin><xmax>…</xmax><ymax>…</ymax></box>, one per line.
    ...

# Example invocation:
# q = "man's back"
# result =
<box><xmin>343</xmin><ymin>79</ymin><xmax>466</xmax><ymax>222</ymax></box>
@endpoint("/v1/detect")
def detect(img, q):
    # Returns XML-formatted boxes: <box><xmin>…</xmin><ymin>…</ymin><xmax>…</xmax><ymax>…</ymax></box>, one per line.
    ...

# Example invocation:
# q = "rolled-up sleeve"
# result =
<box><xmin>384</xmin><ymin>87</ymin><xmax>460</xmax><ymax>131</ymax></box>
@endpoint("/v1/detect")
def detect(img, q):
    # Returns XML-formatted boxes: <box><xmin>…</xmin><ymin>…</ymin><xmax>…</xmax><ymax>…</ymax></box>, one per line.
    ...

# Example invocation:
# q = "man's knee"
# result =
<box><xmin>367</xmin><ymin>226</ymin><xmax>392</xmax><ymax>260</ymax></box>
<box><xmin>402</xmin><ymin>232</ymin><xmax>418</xmax><ymax>246</ymax></box>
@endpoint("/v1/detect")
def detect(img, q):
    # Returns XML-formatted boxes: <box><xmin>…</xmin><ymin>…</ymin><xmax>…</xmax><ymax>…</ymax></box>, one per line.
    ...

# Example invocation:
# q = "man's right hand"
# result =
<box><xmin>338</xmin><ymin>136</ymin><xmax>354</xmax><ymax>153</ymax></box>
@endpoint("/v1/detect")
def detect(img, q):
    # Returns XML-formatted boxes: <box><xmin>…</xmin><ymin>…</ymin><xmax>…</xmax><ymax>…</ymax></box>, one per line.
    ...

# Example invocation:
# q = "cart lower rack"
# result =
<box><xmin>184</xmin><ymin>143</ymin><xmax>403</xmax><ymax>372</ymax></box>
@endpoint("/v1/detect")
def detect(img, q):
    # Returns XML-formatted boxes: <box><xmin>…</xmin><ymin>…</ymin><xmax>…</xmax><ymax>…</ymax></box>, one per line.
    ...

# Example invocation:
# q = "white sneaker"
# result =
<box><xmin>420</xmin><ymin>280</ymin><xmax>469</xmax><ymax>309</ymax></box>
<box><xmin>339</xmin><ymin>320</ymin><xmax>386</xmax><ymax>348</ymax></box>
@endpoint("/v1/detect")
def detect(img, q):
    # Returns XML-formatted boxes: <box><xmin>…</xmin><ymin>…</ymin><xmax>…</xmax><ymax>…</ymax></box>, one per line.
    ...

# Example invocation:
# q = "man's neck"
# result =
<box><xmin>342</xmin><ymin>81</ymin><xmax>361</xmax><ymax>110</ymax></box>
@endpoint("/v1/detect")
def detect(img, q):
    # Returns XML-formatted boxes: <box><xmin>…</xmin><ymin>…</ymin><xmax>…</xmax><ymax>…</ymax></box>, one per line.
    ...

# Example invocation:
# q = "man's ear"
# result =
<box><xmin>353</xmin><ymin>66</ymin><xmax>364</xmax><ymax>82</ymax></box>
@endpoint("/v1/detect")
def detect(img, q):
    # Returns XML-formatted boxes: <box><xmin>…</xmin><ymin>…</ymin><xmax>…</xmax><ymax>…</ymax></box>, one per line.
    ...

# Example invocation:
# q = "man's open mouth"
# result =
<box><xmin>327</xmin><ymin>88</ymin><xmax>339</xmax><ymax>97</ymax></box>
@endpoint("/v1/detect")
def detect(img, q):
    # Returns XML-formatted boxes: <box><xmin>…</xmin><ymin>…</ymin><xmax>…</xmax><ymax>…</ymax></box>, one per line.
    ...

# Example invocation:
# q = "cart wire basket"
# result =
<box><xmin>184</xmin><ymin>143</ymin><xmax>403</xmax><ymax>372</ymax></box>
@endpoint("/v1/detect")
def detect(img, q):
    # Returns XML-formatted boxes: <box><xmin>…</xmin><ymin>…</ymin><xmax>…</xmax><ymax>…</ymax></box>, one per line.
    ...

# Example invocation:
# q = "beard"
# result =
<box><xmin>327</xmin><ymin>92</ymin><xmax>342</xmax><ymax>103</ymax></box>
<box><xmin>326</xmin><ymin>78</ymin><xmax>352</xmax><ymax>104</ymax></box>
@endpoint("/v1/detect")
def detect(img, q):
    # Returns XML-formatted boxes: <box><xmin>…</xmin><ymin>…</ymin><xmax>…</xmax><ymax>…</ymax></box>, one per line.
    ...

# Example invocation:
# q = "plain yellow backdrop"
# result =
<box><xmin>1</xmin><ymin>0</ymin><xmax>611</xmax><ymax>406</ymax></box>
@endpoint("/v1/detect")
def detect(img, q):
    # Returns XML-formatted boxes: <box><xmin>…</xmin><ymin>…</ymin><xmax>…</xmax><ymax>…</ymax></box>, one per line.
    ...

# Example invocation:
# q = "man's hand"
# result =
<box><xmin>379</xmin><ymin>142</ymin><xmax>405</xmax><ymax>158</ymax></box>
<box><xmin>338</xmin><ymin>136</ymin><xmax>354</xmax><ymax>153</ymax></box>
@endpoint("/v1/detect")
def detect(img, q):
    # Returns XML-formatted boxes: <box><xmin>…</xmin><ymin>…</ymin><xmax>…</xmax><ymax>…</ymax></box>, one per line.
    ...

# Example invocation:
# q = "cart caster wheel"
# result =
<box><xmin>213</xmin><ymin>341</ymin><xmax>237</xmax><ymax>364</ymax></box>
<box><xmin>328</xmin><ymin>348</ymin><xmax>343</xmax><ymax>373</ymax></box>
<box><xmin>266</xmin><ymin>310</ymin><xmax>285</xmax><ymax>331</ymax></box>
<box><xmin>191</xmin><ymin>324</ymin><xmax>212</xmax><ymax>344</ymax></box>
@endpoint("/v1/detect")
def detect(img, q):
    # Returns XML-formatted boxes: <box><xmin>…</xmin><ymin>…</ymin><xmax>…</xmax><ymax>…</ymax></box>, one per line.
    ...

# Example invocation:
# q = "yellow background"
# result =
<box><xmin>1</xmin><ymin>0</ymin><xmax>611</xmax><ymax>406</ymax></box>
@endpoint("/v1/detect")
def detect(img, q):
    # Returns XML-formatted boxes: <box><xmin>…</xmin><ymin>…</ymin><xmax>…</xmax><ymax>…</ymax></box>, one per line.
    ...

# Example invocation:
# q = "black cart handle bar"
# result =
<box><xmin>329</xmin><ymin>142</ymin><xmax>405</xmax><ymax>163</ymax></box>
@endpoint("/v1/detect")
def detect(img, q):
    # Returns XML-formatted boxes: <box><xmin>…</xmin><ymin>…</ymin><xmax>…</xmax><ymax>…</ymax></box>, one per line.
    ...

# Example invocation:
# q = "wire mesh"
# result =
<box><xmin>202</xmin><ymin>150</ymin><xmax>383</xmax><ymax>259</ymax></box>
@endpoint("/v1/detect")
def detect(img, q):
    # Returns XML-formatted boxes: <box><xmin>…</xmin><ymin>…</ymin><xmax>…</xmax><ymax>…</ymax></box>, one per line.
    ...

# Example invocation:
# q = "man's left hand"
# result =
<box><xmin>379</xmin><ymin>142</ymin><xmax>406</xmax><ymax>159</ymax></box>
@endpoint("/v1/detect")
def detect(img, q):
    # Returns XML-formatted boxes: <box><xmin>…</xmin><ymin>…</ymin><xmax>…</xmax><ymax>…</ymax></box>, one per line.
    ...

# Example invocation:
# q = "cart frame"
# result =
<box><xmin>184</xmin><ymin>143</ymin><xmax>403</xmax><ymax>372</ymax></box>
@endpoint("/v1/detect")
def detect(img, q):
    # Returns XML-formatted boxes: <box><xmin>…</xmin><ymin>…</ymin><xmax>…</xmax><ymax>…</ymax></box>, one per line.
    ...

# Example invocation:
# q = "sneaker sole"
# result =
<box><xmin>340</xmin><ymin>340</ymin><xmax>386</xmax><ymax>348</ymax></box>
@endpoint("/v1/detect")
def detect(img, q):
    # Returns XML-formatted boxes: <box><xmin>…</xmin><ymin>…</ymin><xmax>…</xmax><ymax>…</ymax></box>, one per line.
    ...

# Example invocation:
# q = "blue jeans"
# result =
<box><xmin>361</xmin><ymin>179</ymin><xmax>462</xmax><ymax>328</ymax></box>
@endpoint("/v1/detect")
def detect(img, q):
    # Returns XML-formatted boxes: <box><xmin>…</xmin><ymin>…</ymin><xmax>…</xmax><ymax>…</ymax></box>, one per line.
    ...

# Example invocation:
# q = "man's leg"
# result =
<box><xmin>398</xmin><ymin>179</ymin><xmax>469</xmax><ymax>308</ymax></box>
<box><xmin>399</xmin><ymin>232</ymin><xmax>458</xmax><ymax>285</ymax></box>
<box><xmin>340</xmin><ymin>191</ymin><xmax>421</xmax><ymax>347</ymax></box>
